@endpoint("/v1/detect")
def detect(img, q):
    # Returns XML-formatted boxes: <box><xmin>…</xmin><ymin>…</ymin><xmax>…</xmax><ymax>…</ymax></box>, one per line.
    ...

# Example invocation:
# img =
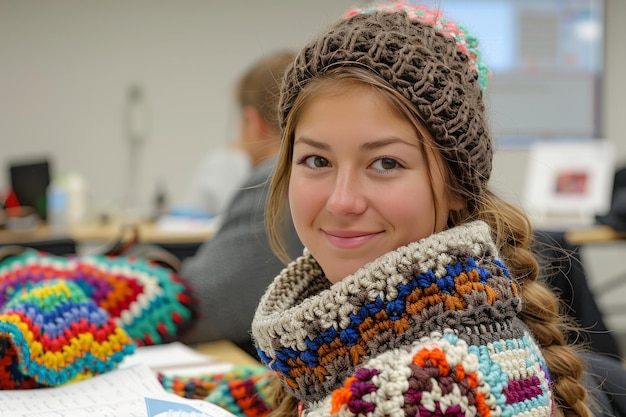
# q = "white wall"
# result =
<box><xmin>0</xmin><ymin>0</ymin><xmax>362</xmax><ymax>217</ymax></box>
<box><xmin>2</xmin><ymin>0</ymin><xmax>625</xmax><ymax>216</ymax></box>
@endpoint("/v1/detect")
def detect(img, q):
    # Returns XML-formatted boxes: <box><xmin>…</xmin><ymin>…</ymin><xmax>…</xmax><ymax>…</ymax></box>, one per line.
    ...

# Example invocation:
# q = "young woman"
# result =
<box><xmin>252</xmin><ymin>3</ymin><xmax>591</xmax><ymax>417</ymax></box>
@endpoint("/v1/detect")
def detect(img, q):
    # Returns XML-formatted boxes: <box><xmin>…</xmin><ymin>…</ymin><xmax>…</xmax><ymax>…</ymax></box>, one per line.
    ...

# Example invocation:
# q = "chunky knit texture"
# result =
<box><xmin>0</xmin><ymin>279</ymin><xmax>135</xmax><ymax>388</ymax></box>
<box><xmin>279</xmin><ymin>3</ymin><xmax>492</xmax><ymax>196</ymax></box>
<box><xmin>0</xmin><ymin>249</ymin><xmax>195</xmax><ymax>388</ymax></box>
<box><xmin>159</xmin><ymin>364</ymin><xmax>273</xmax><ymax>417</ymax></box>
<box><xmin>252</xmin><ymin>221</ymin><xmax>555</xmax><ymax>417</ymax></box>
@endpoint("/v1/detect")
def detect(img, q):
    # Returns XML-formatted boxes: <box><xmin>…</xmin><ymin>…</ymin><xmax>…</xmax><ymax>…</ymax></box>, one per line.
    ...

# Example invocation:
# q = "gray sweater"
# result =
<box><xmin>178</xmin><ymin>158</ymin><xmax>303</xmax><ymax>356</ymax></box>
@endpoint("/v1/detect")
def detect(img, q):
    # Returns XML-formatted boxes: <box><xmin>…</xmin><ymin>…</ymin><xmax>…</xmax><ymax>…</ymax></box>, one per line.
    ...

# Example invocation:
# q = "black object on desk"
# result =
<box><xmin>9</xmin><ymin>159</ymin><xmax>51</xmax><ymax>220</ymax></box>
<box><xmin>597</xmin><ymin>166</ymin><xmax>626</xmax><ymax>232</ymax></box>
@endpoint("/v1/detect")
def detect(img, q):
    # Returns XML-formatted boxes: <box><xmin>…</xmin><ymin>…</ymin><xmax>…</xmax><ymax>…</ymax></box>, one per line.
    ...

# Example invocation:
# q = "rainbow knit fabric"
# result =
<box><xmin>159</xmin><ymin>364</ymin><xmax>274</xmax><ymax>417</ymax></box>
<box><xmin>252</xmin><ymin>222</ymin><xmax>555</xmax><ymax>417</ymax></box>
<box><xmin>0</xmin><ymin>249</ymin><xmax>195</xmax><ymax>389</ymax></box>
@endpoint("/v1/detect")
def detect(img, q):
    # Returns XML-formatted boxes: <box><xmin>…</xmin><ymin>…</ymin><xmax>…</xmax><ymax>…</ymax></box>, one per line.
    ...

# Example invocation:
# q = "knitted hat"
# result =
<box><xmin>279</xmin><ymin>2</ymin><xmax>492</xmax><ymax>196</ymax></box>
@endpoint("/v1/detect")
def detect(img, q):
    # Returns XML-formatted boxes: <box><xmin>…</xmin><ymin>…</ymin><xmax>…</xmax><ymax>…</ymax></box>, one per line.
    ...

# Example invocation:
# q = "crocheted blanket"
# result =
<box><xmin>0</xmin><ymin>249</ymin><xmax>195</xmax><ymax>389</ymax></box>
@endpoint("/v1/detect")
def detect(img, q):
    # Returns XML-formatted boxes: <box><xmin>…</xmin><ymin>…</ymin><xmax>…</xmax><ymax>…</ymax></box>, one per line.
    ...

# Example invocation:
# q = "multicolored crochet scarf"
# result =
<box><xmin>159</xmin><ymin>364</ymin><xmax>274</xmax><ymax>417</ymax></box>
<box><xmin>252</xmin><ymin>221</ymin><xmax>555</xmax><ymax>417</ymax></box>
<box><xmin>0</xmin><ymin>248</ymin><xmax>195</xmax><ymax>389</ymax></box>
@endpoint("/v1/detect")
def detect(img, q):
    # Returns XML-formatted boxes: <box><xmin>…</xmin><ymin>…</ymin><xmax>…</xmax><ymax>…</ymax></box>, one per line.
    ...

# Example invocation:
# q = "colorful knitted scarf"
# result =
<box><xmin>252</xmin><ymin>221</ymin><xmax>555</xmax><ymax>417</ymax></box>
<box><xmin>0</xmin><ymin>248</ymin><xmax>195</xmax><ymax>388</ymax></box>
<box><xmin>159</xmin><ymin>364</ymin><xmax>273</xmax><ymax>417</ymax></box>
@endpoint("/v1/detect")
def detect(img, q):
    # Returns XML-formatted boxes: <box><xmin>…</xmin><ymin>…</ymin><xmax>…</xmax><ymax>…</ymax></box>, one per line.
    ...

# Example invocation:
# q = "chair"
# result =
<box><xmin>580</xmin><ymin>351</ymin><xmax>626</xmax><ymax>417</ymax></box>
<box><xmin>533</xmin><ymin>230</ymin><xmax>622</xmax><ymax>358</ymax></box>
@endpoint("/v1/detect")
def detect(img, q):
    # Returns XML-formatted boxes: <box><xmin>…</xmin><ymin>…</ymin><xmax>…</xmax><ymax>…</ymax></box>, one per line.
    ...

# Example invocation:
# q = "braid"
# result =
<box><xmin>267</xmin><ymin>375</ymin><xmax>298</xmax><ymax>417</ymax></box>
<box><xmin>477</xmin><ymin>190</ymin><xmax>592</xmax><ymax>417</ymax></box>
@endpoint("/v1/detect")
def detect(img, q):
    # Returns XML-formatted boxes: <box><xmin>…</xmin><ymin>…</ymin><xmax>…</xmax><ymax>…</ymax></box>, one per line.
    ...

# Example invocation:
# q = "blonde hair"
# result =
<box><xmin>265</xmin><ymin>67</ymin><xmax>591</xmax><ymax>417</ymax></box>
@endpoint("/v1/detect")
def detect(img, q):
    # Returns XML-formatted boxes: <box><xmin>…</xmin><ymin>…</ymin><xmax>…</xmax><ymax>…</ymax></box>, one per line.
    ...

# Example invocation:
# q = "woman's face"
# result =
<box><xmin>289</xmin><ymin>84</ymin><xmax>459</xmax><ymax>283</ymax></box>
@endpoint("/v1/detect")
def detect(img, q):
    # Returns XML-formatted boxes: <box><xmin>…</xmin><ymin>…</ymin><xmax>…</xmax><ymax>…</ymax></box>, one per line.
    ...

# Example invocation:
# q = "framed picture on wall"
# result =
<box><xmin>523</xmin><ymin>139</ymin><xmax>615</xmax><ymax>227</ymax></box>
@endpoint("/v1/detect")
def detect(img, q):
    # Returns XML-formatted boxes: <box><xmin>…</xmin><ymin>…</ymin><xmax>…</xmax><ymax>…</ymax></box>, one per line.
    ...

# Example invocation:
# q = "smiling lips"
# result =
<box><xmin>323</xmin><ymin>230</ymin><xmax>382</xmax><ymax>249</ymax></box>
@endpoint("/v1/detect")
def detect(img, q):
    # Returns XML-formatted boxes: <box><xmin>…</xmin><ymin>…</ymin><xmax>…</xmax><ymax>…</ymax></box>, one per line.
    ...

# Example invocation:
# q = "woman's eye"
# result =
<box><xmin>371</xmin><ymin>157</ymin><xmax>399</xmax><ymax>171</ymax></box>
<box><xmin>304</xmin><ymin>155</ymin><xmax>330</xmax><ymax>168</ymax></box>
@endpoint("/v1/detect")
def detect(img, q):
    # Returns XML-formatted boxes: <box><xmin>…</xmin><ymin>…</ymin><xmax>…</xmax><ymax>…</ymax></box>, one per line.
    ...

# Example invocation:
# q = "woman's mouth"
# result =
<box><xmin>322</xmin><ymin>230</ymin><xmax>382</xmax><ymax>249</ymax></box>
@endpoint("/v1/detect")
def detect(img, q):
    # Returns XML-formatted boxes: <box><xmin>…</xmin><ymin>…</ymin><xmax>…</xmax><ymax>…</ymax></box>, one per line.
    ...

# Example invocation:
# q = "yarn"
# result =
<box><xmin>159</xmin><ymin>365</ymin><xmax>273</xmax><ymax>417</ymax></box>
<box><xmin>0</xmin><ymin>249</ymin><xmax>196</xmax><ymax>388</ymax></box>
<box><xmin>345</xmin><ymin>2</ymin><xmax>490</xmax><ymax>90</ymax></box>
<box><xmin>0</xmin><ymin>279</ymin><xmax>135</xmax><ymax>387</ymax></box>
<box><xmin>252</xmin><ymin>222</ymin><xmax>555</xmax><ymax>416</ymax></box>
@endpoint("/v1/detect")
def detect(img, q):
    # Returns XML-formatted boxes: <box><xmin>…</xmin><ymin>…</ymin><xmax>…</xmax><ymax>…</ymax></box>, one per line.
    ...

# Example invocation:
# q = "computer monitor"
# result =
<box><xmin>9</xmin><ymin>159</ymin><xmax>51</xmax><ymax>220</ymax></box>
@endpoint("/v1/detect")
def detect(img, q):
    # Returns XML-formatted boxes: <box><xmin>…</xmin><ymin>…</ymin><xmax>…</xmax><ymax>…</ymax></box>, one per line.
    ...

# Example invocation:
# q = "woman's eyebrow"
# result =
<box><xmin>360</xmin><ymin>137</ymin><xmax>418</xmax><ymax>151</ymax></box>
<box><xmin>293</xmin><ymin>136</ymin><xmax>330</xmax><ymax>151</ymax></box>
<box><xmin>294</xmin><ymin>136</ymin><xmax>418</xmax><ymax>152</ymax></box>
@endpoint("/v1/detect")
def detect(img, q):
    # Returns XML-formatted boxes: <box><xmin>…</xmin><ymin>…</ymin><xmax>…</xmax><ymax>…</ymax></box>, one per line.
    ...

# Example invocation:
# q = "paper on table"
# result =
<box><xmin>1</xmin><ymin>364</ymin><xmax>165</xmax><ymax>417</ymax></box>
<box><xmin>119</xmin><ymin>341</ymin><xmax>234</xmax><ymax>376</ymax></box>
<box><xmin>155</xmin><ymin>215</ymin><xmax>220</xmax><ymax>235</ymax></box>
<box><xmin>0</xmin><ymin>364</ymin><xmax>237</xmax><ymax>417</ymax></box>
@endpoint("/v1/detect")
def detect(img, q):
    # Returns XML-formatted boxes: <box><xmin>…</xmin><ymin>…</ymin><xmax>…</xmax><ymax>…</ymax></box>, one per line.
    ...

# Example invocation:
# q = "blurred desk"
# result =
<box><xmin>0</xmin><ymin>220</ymin><xmax>215</xmax><ymax>245</ymax></box>
<box><xmin>565</xmin><ymin>224</ymin><xmax>626</xmax><ymax>246</ymax></box>
<box><xmin>193</xmin><ymin>340</ymin><xmax>260</xmax><ymax>367</ymax></box>
<box><xmin>0</xmin><ymin>220</ymin><xmax>215</xmax><ymax>260</ymax></box>
<box><xmin>73</xmin><ymin>220</ymin><xmax>215</xmax><ymax>244</ymax></box>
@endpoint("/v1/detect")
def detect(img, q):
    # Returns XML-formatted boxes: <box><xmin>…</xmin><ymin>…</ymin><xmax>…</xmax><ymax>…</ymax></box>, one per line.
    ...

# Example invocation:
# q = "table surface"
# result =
<box><xmin>0</xmin><ymin>220</ymin><xmax>215</xmax><ymax>245</ymax></box>
<box><xmin>565</xmin><ymin>224</ymin><xmax>626</xmax><ymax>245</ymax></box>
<box><xmin>192</xmin><ymin>340</ymin><xmax>260</xmax><ymax>367</ymax></box>
<box><xmin>2</xmin><ymin>219</ymin><xmax>623</xmax><ymax>247</ymax></box>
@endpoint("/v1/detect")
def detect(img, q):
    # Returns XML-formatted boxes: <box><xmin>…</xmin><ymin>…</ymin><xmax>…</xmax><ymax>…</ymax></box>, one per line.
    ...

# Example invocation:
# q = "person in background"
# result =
<box><xmin>180</xmin><ymin>145</ymin><xmax>251</xmax><ymax>219</ymax></box>
<box><xmin>179</xmin><ymin>50</ymin><xmax>303</xmax><ymax>356</ymax></box>
<box><xmin>251</xmin><ymin>3</ymin><xmax>595</xmax><ymax>417</ymax></box>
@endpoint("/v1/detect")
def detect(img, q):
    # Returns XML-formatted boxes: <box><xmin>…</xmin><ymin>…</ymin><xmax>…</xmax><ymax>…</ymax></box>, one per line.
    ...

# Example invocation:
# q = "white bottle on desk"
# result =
<box><xmin>47</xmin><ymin>176</ymin><xmax>69</xmax><ymax>234</ymax></box>
<box><xmin>65</xmin><ymin>174</ymin><xmax>87</xmax><ymax>226</ymax></box>
<box><xmin>46</xmin><ymin>173</ymin><xmax>87</xmax><ymax>234</ymax></box>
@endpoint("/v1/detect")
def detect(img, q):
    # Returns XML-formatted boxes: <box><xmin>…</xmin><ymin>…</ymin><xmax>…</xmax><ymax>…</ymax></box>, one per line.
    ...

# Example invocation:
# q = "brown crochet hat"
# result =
<box><xmin>279</xmin><ymin>3</ymin><xmax>492</xmax><ymax>196</ymax></box>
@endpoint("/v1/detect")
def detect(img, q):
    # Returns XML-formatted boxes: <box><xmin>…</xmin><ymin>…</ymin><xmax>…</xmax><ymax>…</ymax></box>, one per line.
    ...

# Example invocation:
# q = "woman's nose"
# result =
<box><xmin>325</xmin><ymin>168</ymin><xmax>367</xmax><ymax>216</ymax></box>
